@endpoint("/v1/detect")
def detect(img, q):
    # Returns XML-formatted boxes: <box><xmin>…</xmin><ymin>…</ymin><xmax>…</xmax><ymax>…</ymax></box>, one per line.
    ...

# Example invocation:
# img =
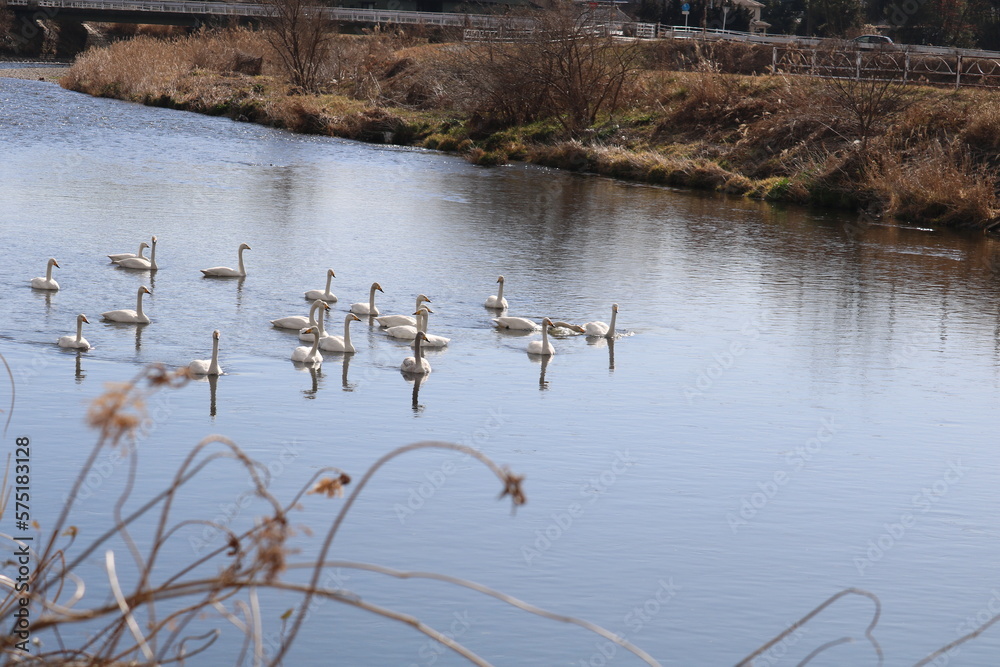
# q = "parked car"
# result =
<box><xmin>852</xmin><ymin>34</ymin><xmax>894</xmax><ymax>45</ymax></box>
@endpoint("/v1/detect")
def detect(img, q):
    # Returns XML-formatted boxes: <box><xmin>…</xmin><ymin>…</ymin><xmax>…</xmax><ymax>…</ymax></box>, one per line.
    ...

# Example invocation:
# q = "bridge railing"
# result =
<box><xmin>9</xmin><ymin>0</ymin><xmax>1000</xmax><ymax>64</ymax></box>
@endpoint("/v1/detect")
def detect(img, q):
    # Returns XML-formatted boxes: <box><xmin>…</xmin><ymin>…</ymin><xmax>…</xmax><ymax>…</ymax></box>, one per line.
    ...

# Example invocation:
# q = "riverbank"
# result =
<box><xmin>0</xmin><ymin>64</ymin><xmax>70</xmax><ymax>81</ymax></box>
<box><xmin>57</xmin><ymin>29</ymin><xmax>1000</xmax><ymax>230</ymax></box>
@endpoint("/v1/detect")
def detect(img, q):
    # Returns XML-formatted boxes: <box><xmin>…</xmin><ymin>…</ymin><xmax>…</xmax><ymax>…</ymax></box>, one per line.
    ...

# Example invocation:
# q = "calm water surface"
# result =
<box><xmin>3</xmin><ymin>77</ymin><xmax>1000</xmax><ymax>665</ymax></box>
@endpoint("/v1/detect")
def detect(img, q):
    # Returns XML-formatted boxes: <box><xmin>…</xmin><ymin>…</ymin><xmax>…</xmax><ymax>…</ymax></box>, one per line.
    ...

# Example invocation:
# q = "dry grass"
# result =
<box><xmin>59</xmin><ymin>27</ymin><xmax>1000</xmax><ymax>229</ymax></box>
<box><xmin>62</xmin><ymin>29</ymin><xmax>273</xmax><ymax>102</ymax></box>
<box><xmin>869</xmin><ymin>141</ymin><xmax>999</xmax><ymax>228</ymax></box>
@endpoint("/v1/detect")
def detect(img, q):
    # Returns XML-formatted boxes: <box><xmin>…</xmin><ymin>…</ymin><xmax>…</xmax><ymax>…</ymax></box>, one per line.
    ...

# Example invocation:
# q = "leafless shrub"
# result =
<box><xmin>447</xmin><ymin>7</ymin><xmax>641</xmax><ymax>135</ymax></box>
<box><xmin>258</xmin><ymin>0</ymin><xmax>336</xmax><ymax>92</ymax></box>
<box><xmin>819</xmin><ymin>51</ymin><xmax>911</xmax><ymax>153</ymax></box>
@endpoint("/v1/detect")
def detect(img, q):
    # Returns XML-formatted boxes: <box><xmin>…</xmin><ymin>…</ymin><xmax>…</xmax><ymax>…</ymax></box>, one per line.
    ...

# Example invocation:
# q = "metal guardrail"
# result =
<box><xmin>772</xmin><ymin>45</ymin><xmax>1000</xmax><ymax>88</ymax></box>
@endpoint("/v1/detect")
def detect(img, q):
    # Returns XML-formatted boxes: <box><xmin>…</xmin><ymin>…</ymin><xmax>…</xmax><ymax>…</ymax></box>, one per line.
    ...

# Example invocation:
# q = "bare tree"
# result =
<box><xmin>821</xmin><ymin>50</ymin><xmax>910</xmax><ymax>153</ymax></box>
<box><xmin>258</xmin><ymin>0</ymin><xmax>336</xmax><ymax>92</ymax></box>
<box><xmin>455</xmin><ymin>5</ymin><xmax>641</xmax><ymax>135</ymax></box>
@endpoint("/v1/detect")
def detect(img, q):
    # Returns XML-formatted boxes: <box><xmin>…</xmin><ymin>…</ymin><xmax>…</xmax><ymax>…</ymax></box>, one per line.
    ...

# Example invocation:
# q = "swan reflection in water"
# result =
<box><xmin>234</xmin><ymin>276</ymin><xmax>247</xmax><ymax>311</ymax></box>
<box><xmin>400</xmin><ymin>370</ymin><xmax>426</xmax><ymax>412</ymax></box>
<box><xmin>74</xmin><ymin>351</ymin><xmax>86</xmax><ymax>384</ymax></box>
<box><xmin>187</xmin><ymin>372</ymin><xmax>221</xmax><ymax>417</ymax></box>
<box><xmin>300</xmin><ymin>364</ymin><xmax>322</xmax><ymax>399</ymax></box>
<box><xmin>526</xmin><ymin>353</ymin><xmax>551</xmax><ymax>391</ymax></box>
<box><xmin>341</xmin><ymin>355</ymin><xmax>356</xmax><ymax>392</ymax></box>
<box><xmin>208</xmin><ymin>374</ymin><xmax>219</xmax><ymax>417</ymax></box>
<box><xmin>33</xmin><ymin>289</ymin><xmax>54</xmax><ymax>310</ymax></box>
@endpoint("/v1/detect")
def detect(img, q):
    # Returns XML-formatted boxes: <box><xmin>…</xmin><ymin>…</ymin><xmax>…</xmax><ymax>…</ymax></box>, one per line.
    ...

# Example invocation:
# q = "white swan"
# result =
<box><xmin>102</xmin><ymin>286</ymin><xmax>151</xmax><ymax>323</ymax></box>
<box><xmin>401</xmin><ymin>331</ymin><xmax>431</xmax><ymax>374</ymax></box>
<box><xmin>493</xmin><ymin>316</ymin><xmax>538</xmax><ymax>331</ymax></box>
<box><xmin>376</xmin><ymin>294</ymin><xmax>431</xmax><ymax>328</ymax></box>
<box><xmin>291</xmin><ymin>327</ymin><xmax>323</xmax><ymax>365</ymax></box>
<box><xmin>385</xmin><ymin>307</ymin><xmax>431</xmax><ymax>340</ymax></box>
<box><xmin>527</xmin><ymin>318</ymin><xmax>555</xmax><ymax>355</ymax></box>
<box><xmin>57</xmin><ymin>314</ymin><xmax>91</xmax><ymax>350</ymax></box>
<box><xmin>189</xmin><ymin>329</ymin><xmax>222</xmax><ymax>375</ymax></box>
<box><xmin>549</xmin><ymin>321</ymin><xmax>586</xmax><ymax>334</ymax></box>
<box><xmin>31</xmin><ymin>258</ymin><xmax>60</xmax><ymax>290</ymax></box>
<box><xmin>271</xmin><ymin>299</ymin><xmax>329</xmax><ymax>330</ymax></box>
<box><xmin>117</xmin><ymin>236</ymin><xmax>158</xmax><ymax>270</ymax></box>
<box><xmin>201</xmin><ymin>243</ymin><xmax>250</xmax><ymax>277</ymax></box>
<box><xmin>320</xmin><ymin>313</ymin><xmax>361</xmax><ymax>353</ymax></box>
<box><xmin>108</xmin><ymin>242</ymin><xmax>148</xmax><ymax>263</ymax></box>
<box><xmin>412</xmin><ymin>307</ymin><xmax>449</xmax><ymax>348</ymax></box>
<box><xmin>351</xmin><ymin>282</ymin><xmax>384</xmax><ymax>316</ymax></box>
<box><xmin>304</xmin><ymin>269</ymin><xmax>338</xmax><ymax>302</ymax></box>
<box><xmin>485</xmin><ymin>275</ymin><xmax>508</xmax><ymax>309</ymax></box>
<box><xmin>298</xmin><ymin>309</ymin><xmax>327</xmax><ymax>342</ymax></box>
<box><xmin>584</xmin><ymin>304</ymin><xmax>619</xmax><ymax>338</ymax></box>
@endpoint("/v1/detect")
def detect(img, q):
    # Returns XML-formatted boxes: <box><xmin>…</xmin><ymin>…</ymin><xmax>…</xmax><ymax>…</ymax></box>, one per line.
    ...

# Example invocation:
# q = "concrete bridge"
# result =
<box><xmin>4</xmin><ymin>0</ymin><xmax>532</xmax><ymax>28</ymax></box>
<box><xmin>5</xmin><ymin>0</ymin><xmax>999</xmax><ymax>87</ymax></box>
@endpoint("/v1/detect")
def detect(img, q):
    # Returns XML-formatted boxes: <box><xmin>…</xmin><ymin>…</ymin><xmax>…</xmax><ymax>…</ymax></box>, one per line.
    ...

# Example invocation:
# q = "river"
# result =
<box><xmin>3</xmin><ymin>75</ymin><xmax>1000</xmax><ymax>665</ymax></box>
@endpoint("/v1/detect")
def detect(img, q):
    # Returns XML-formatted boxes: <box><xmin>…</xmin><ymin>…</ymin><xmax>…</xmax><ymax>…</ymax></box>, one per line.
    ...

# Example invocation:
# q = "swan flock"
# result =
<box><xmin>36</xmin><ymin>243</ymin><xmax>623</xmax><ymax>382</ymax></box>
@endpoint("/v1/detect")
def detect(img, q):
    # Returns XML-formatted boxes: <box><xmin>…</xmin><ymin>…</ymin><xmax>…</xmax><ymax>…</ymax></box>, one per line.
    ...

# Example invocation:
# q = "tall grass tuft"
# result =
<box><xmin>869</xmin><ymin>141</ymin><xmax>999</xmax><ymax>228</ymax></box>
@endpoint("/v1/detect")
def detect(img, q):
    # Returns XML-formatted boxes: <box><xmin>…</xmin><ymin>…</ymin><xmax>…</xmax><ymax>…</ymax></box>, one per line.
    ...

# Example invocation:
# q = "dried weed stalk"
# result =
<box><xmin>0</xmin><ymin>365</ymin><xmax>658</xmax><ymax>666</ymax></box>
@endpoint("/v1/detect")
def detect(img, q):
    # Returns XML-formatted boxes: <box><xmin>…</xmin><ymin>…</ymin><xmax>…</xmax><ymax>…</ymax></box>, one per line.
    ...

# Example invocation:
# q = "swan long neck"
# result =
<box><xmin>369</xmin><ymin>285</ymin><xmax>377</xmax><ymax>311</ymax></box>
<box><xmin>137</xmin><ymin>242</ymin><xmax>146</xmax><ymax>258</ymax></box>
<box><xmin>496</xmin><ymin>280</ymin><xmax>504</xmax><ymax>302</ymax></box>
<box><xmin>325</xmin><ymin>272</ymin><xmax>333</xmax><ymax>294</ymax></box>
<box><xmin>209</xmin><ymin>335</ymin><xmax>221</xmax><ymax>374</ymax></box>
<box><xmin>343</xmin><ymin>315</ymin><xmax>353</xmax><ymax>346</ymax></box>
<box><xmin>148</xmin><ymin>240</ymin><xmax>157</xmax><ymax>269</ymax></box>
<box><xmin>308</xmin><ymin>301</ymin><xmax>322</xmax><ymax>326</ymax></box>
<box><xmin>237</xmin><ymin>246</ymin><xmax>246</xmax><ymax>275</ymax></box>
<box><xmin>607</xmin><ymin>307</ymin><xmax>617</xmax><ymax>338</ymax></box>
<box><xmin>46</xmin><ymin>260</ymin><xmax>55</xmax><ymax>281</ymax></box>
<box><xmin>418</xmin><ymin>310</ymin><xmax>428</xmax><ymax>333</ymax></box>
<box><xmin>75</xmin><ymin>317</ymin><xmax>84</xmax><ymax>342</ymax></box>
<box><xmin>136</xmin><ymin>289</ymin><xmax>146</xmax><ymax>316</ymax></box>
<box><xmin>414</xmin><ymin>334</ymin><xmax>424</xmax><ymax>361</ymax></box>
<box><xmin>309</xmin><ymin>332</ymin><xmax>321</xmax><ymax>357</ymax></box>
